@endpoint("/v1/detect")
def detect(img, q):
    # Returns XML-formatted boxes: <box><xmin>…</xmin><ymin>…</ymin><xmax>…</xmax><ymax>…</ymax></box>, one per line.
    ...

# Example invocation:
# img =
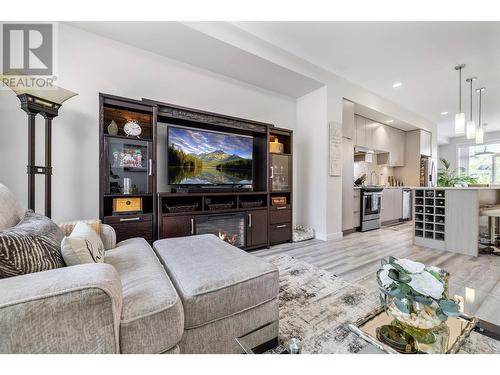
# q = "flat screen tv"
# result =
<box><xmin>167</xmin><ymin>126</ymin><xmax>253</xmax><ymax>186</ymax></box>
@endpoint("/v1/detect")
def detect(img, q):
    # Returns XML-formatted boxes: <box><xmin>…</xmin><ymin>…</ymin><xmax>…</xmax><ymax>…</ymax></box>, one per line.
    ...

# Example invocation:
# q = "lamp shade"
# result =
<box><xmin>1</xmin><ymin>72</ymin><xmax>77</xmax><ymax>105</ymax></box>
<box><xmin>475</xmin><ymin>126</ymin><xmax>484</xmax><ymax>144</ymax></box>
<box><xmin>466</xmin><ymin>120</ymin><xmax>476</xmax><ymax>140</ymax></box>
<box><xmin>455</xmin><ymin>113</ymin><xmax>466</xmax><ymax>135</ymax></box>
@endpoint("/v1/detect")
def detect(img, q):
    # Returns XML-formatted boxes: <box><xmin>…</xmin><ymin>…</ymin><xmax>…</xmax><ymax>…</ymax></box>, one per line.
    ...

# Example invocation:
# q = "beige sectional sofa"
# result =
<box><xmin>0</xmin><ymin>184</ymin><xmax>279</xmax><ymax>354</ymax></box>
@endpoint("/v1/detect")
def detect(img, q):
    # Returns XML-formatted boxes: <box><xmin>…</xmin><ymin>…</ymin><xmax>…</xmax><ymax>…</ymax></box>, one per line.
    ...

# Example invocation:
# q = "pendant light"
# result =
<box><xmin>475</xmin><ymin>87</ymin><xmax>486</xmax><ymax>144</ymax></box>
<box><xmin>465</xmin><ymin>77</ymin><xmax>477</xmax><ymax>139</ymax></box>
<box><xmin>474</xmin><ymin>146</ymin><xmax>494</xmax><ymax>157</ymax></box>
<box><xmin>455</xmin><ymin>64</ymin><xmax>466</xmax><ymax>135</ymax></box>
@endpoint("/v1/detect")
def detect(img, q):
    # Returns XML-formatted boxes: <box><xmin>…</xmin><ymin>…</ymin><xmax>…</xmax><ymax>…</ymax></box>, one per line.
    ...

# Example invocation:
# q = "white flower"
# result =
<box><xmin>408</xmin><ymin>271</ymin><xmax>444</xmax><ymax>299</ymax></box>
<box><xmin>395</xmin><ymin>258</ymin><xmax>425</xmax><ymax>274</ymax></box>
<box><xmin>378</xmin><ymin>264</ymin><xmax>395</xmax><ymax>288</ymax></box>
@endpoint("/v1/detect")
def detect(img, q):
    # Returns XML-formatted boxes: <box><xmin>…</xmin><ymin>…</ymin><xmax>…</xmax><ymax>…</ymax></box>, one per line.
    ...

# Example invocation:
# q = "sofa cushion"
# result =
<box><xmin>61</xmin><ymin>222</ymin><xmax>105</xmax><ymax>266</ymax></box>
<box><xmin>0</xmin><ymin>184</ymin><xmax>25</xmax><ymax>230</ymax></box>
<box><xmin>153</xmin><ymin>234</ymin><xmax>279</xmax><ymax>329</ymax></box>
<box><xmin>0</xmin><ymin>211</ymin><xmax>65</xmax><ymax>279</ymax></box>
<box><xmin>105</xmin><ymin>238</ymin><xmax>183</xmax><ymax>354</ymax></box>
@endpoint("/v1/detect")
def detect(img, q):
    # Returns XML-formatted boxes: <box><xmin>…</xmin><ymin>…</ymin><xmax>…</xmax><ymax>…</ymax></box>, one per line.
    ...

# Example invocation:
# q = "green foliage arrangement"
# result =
<box><xmin>437</xmin><ymin>158</ymin><xmax>478</xmax><ymax>187</ymax></box>
<box><xmin>377</xmin><ymin>256</ymin><xmax>461</xmax><ymax>322</ymax></box>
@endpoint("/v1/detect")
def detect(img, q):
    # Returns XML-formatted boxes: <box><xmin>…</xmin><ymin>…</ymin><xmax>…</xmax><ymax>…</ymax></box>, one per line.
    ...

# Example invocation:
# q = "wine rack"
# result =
<box><xmin>414</xmin><ymin>189</ymin><xmax>445</xmax><ymax>243</ymax></box>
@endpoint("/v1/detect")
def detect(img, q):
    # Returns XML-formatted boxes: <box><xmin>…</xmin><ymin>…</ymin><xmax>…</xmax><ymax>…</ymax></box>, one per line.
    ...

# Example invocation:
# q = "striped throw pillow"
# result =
<box><xmin>0</xmin><ymin>210</ymin><xmax>65</xmax><ymax>279</ymax></box>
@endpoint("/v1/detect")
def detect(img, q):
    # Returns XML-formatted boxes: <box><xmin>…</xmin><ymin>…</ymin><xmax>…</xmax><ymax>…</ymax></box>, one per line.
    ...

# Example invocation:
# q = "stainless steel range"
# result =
<box><xmin>360</xmin><ymin>187</ymin><xmax>383</xmax><ymax>232</ymax></box>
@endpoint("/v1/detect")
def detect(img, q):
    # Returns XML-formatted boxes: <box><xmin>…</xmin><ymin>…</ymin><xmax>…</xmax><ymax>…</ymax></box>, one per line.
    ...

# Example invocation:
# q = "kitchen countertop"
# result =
<box><xmin>354</xmin><ymin>186</ymin><xmax>500</xmax><ymax>190</ymax></box>
<box><xmin>353</xmin><ymin>186</ymin><xmax>413</xmax><ymax>189</ymax></box>
<box><xmin>412</xmin><ymin>186</ymin><xmax>500</xmax><ymax>190</ymax></box>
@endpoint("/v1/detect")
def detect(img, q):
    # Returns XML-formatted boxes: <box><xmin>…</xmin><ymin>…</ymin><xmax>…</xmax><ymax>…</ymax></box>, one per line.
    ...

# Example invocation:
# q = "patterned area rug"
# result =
<box><xmin>267</xmin><ymin>254</ymin><xmax>500</xmax><ymax>354</ymax></box>
<box><xmin>267</xmin><ymin>254</ymin><xmax>377</xmax><ymax>353</ymax></box>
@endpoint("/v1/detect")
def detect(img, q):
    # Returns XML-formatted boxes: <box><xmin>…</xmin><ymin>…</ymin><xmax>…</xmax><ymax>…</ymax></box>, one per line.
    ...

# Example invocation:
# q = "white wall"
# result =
<box><xmin>295</xmin><ymin>86</ymin><xmax>328</xmax><ymax>240</ymax></box>
<box><xmin>0</xmin><ymin>24</ymin><xmax>296</xmax><ymax>222</ymax></box>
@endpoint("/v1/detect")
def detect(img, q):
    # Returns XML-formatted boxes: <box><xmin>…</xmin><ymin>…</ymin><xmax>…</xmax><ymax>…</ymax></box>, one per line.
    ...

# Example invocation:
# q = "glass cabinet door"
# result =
<box><xmin>270</xmin><ymin>154</ymin><xmax>291</xmax><ymax>192</ymax></box>
<box><xmin>105</xmin><ymin>137</ymin><xmax>152</xmax><ymax>194</ymax></box>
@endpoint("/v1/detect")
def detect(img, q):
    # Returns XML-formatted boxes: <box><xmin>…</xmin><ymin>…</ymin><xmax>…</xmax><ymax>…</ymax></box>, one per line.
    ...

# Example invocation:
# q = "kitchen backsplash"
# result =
<box><xmin>354</xmin><ymin>154</ymin><xmax>395</xmax><ymax>186</ymax></box>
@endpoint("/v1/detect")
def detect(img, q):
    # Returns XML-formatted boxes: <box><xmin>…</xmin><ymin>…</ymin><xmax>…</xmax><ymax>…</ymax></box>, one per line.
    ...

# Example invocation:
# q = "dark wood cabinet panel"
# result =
<box><xmin>112</xmin><ymin>222</ymin><xmax>153</xmax><ymax>243</ymax></box>
<box><xmin>269</xmin><ymin>208</ymin><xmax>292</xmax><ymax>225</ymax></box>
<box><xmin>104</xmin><ymin>214</ymin><xmax>153</xmax><ymax>243</ymax></box>
<box><xmin>247</xmin><ymin>209</ymin><xmax>268</xmax><ymax>248</ymax></box>
<box><xmin>161</xmin><ymin>215</ymin><xmax>194</xmax><ymax>239</ymax></box>
<box><xmin>270</xmin><ymin>223</ymin><xmax>292</xmax><ymax>245</ymax></box>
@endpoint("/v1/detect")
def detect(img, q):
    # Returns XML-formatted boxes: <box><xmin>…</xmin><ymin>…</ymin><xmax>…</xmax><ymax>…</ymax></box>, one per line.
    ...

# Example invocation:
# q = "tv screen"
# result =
<box><xmin>168</xmin><ymin>126</ymin><xmax>253</xmax><ymax>186</ymax></box>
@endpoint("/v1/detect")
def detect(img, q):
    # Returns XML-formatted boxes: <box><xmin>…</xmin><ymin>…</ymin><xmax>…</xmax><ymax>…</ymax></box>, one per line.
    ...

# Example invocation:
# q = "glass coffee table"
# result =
<box><xmin>348</xmin><ymin>306</ymin><xmax>500</xmax><ymax>354</ymax></box>
<box><xmin>236</xmin><ymin>310</ymin><xmax>500</xmax><ymax>354</ymax></box>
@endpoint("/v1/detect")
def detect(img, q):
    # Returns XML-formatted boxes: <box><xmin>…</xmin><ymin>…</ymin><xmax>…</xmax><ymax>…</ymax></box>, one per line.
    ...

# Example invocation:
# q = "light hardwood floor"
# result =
<box><xmin>254</xmin><ymin>223</ymin><xmax>500</xmax><ymax>325</ymax></box>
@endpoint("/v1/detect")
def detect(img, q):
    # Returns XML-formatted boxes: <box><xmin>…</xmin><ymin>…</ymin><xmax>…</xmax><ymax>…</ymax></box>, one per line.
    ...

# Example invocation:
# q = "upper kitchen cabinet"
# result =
<box><xmin>355</xmin><ymin>115</ymin><xmax>366</xmax><ymax>147</ymax></box>
<box><xmin>342</xmin><ymin>100</ymin><xmax>355</xmax><ymax>140</ymax></box>
<box><xmin>364</xmin><ymin>120</ymin><xmax>377</xmax><ymax>150</ymax></box>
<box><xmin>420</xmin><ymin>130</ymin><xmax>432</xmax><ymax>157</ymax></box>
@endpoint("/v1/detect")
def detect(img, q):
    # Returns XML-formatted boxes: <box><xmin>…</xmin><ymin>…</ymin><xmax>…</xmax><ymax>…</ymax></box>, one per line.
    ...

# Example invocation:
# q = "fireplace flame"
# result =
<box><xmin>218</xmin><ymin>231</ymin><xmax>238</xmax><ymax>246</ymax></box>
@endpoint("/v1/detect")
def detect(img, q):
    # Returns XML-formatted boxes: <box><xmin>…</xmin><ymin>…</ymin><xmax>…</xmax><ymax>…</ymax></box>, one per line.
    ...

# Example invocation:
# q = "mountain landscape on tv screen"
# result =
<box><xmin>168</xmin><ymin>127</ymin><xmax>253</xmax><ymax>185</ymax></box>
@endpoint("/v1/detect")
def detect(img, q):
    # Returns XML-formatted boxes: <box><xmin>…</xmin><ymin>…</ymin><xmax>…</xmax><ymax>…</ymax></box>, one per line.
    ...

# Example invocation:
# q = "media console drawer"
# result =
<box><xmin>104</xmin><ymin>214</ymin><xmax>153</xmax><ymax>242</ymax></box>
<box><xmin>270</xmin><ymin>222</ymin><xmax>292</xmax><ymax>244</ymax></box>
<box><xmin>270</xmin><ymin>207</ymin><xmax>292</xmax><ymax>224</ymax></box>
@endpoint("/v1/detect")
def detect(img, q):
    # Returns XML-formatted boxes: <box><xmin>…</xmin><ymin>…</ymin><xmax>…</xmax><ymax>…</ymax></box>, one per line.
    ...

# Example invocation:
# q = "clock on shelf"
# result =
<box><xmin>124</xmin><ymin>119</ymin><xmax>142</xmax><ymax>137</ymax></box>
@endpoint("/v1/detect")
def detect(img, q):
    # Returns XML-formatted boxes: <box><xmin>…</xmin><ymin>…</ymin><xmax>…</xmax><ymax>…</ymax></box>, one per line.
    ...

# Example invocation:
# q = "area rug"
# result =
<box><xmin>267</xmin><ymin>254</ymin><xmax>500</xmax><ymax>354</ymax></box>
<box><xmin>267</xmin><ymin>254</ymin><xmax>377</xmax><ymax>353</ymax></box>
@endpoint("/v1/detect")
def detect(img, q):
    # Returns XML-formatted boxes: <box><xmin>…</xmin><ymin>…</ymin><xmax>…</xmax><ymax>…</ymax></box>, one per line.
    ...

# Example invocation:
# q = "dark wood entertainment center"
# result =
<box><xmin>99</xmin><ymin>93</ymin><xmax>293</xmax><ymax>250</ymax></box>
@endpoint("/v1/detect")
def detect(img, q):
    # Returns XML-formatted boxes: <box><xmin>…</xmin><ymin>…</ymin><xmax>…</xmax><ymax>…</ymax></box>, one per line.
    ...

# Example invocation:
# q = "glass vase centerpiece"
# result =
<box><xmin>377</xmin><ymin>257</ymin><xmax>460</xmax><ymax>352</ymax></box>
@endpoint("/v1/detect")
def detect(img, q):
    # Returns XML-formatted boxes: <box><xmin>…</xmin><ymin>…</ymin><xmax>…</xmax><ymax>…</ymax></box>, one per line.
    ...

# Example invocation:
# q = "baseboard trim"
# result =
<box><xmin>326</xmin><ymin>232</ymin><xmax>343</xmax><ymax>241</ymax></box>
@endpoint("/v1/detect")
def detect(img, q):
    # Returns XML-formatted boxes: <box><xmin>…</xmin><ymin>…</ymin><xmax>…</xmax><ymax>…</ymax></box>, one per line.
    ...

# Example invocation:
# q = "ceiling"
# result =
<box><xmin>66</xmin><ymin>22</ymin><xmax>323</xmax><ymax>98</ymax></box>
<box><xmin>232</xmin><ymin>22</ymin><xmax>500</xmax><ymax>144</ymax></box>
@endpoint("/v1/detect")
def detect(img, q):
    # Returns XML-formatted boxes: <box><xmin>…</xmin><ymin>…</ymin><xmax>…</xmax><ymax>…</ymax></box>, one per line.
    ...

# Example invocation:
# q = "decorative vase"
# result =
<box><xmin>107</xmin><ymin>120</ymin><xmax>118</xmax><ymax>135</ymax></box>
<box><xmin>387</xmin><ymin>292</ymin><xmax>451</xmax><ymax>352</ymax></box>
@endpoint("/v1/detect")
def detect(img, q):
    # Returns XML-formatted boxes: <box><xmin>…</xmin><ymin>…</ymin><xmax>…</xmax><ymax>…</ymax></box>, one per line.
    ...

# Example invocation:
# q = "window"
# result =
<box><xmin>457</xmin><ymin>142</ymin><xmax>500</xmax><ymax>184</ymax></box>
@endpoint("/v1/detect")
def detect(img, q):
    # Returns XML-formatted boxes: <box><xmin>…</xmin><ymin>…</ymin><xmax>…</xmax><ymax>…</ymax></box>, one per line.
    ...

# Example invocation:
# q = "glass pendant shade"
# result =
<box><xmin>475</xmin><ymin>126</ymin><xmax>484</xmax><ymax>144</ymax></box>
<box><xmin>466</xmin><ymin>120</ymin><xmax>476</xmax><ymax>139</ymax></box>
<box><xmin>455</xmin><ymin>113</ymin><xmax>466</xmax><ymax>135</ymax></box>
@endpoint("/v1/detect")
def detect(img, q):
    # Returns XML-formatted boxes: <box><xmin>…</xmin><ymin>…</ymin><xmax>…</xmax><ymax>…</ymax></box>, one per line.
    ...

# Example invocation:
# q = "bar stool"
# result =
<box><xmin>479</xmin><ymin>205</ymin><xmax>500</xmax><ymax>256</ymax></box>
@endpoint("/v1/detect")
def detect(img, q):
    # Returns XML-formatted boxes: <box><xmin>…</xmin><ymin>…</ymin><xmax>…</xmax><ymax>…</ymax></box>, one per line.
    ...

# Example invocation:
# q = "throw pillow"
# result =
<box><xmin>0</xmin><ymin>183</ymin><xmax>25</xmax><ymax>230</ymax></box>
<box><xmin>0</xmin><ymin>210</ymin><xmax>65</xmax><ymax>279</ymax></box>
<box><xmin>61</xmin><ymin>222</ymin><xmax>105</xmax><ymax>266</ymax></box>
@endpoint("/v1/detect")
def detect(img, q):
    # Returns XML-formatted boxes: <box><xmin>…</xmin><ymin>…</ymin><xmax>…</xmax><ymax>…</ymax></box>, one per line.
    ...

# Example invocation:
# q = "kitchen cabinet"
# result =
<box><xmin>393</xmin><ymin>129</ymin><xmax>406</xmax><ymax>166</ymax></box>
<box><xmin>342</xmin><ymin>137</ymin><xmax>355</xmax><ymax>231</ymax></box>
<box><xmin>365</xmin><ymin>120</ymin><xmax>376</xmax><ymax>150</ymax></box>
<box><xmin>342</xmin><ymin>100</ymin><xmax>355</xmax><ymax>140</ymax></box>
<box><xmin>355</xmin><ymin>115</ymin><xmax>366</xmax><ymax>148</ymax></box>
<box><xmin>353</xmin><ymin>189</ymin><xmax>360</xmax><ymax>228</ymax></box>
<box><xmin>381</xmin><ymin>188</ymin><xmax>403</xmax><ymax>223</ymax></box>
<box><xmin>420</xmin><ymin>130</ymin><xmax>432</xmax><ymax>157</ymax></box>
<box><xmin>246</xmin><ymin>209</ymin><xmax>268</xmax><ymax>248</ymax></box>
<box><xmin>376</xmin><ymin>126</ymin><xmax>405</xmax><ymax>167</ymax></box>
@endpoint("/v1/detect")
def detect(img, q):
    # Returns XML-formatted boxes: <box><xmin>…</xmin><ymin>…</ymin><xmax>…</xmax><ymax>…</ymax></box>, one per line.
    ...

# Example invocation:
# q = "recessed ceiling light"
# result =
<box><xmin>386</xmin><ymin>120</ymin><xmax>394</xmax><ymax>123</ymax></box>
<box><xmin>440</xmin><ymin>111</ymin><xmax>449</xmax><ymax>115</ymax></box>
<box><xmin>392</xmin><ymin>82</ymin><xmax>402</xmax><ymax>88</ymax></box>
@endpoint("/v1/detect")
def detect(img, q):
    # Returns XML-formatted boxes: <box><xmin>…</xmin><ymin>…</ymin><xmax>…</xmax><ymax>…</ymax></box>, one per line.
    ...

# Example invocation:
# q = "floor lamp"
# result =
<box><xmin>4</xmin><ymin>80</ymin><xmax>77</xmax><ymax>218</ymax></box>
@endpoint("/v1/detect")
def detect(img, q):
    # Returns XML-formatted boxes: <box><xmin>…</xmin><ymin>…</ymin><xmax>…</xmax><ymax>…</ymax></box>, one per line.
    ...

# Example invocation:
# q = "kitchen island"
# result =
<box><xmin>413</xmin><ymin>187</ymin><xmax>500</xmax><ymax>256</ymax></box>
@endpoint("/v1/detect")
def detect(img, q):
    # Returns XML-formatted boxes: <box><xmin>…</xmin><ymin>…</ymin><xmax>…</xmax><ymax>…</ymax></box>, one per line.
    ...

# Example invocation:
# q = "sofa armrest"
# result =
<box><xmin>100</xmin><ymin>223</ymin><xmax>116</xmax><ymax>250</ymax></box>
<box><xmin>0</xmin><ymin>264</ymin><xmax>122</xmax><ymax>353</ymax></box>
<box><xmin>58</xmin><ymin>220</ymin><xmax>116</xmax><ymax>250</ymax></box>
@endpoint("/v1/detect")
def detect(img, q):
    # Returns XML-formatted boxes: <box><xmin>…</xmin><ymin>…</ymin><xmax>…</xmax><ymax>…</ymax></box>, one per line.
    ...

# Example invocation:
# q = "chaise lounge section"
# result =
<box><xmin>154</xmin><ymin>235</ymin><xmax>279</xmax><ymax>353</ymax></box>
